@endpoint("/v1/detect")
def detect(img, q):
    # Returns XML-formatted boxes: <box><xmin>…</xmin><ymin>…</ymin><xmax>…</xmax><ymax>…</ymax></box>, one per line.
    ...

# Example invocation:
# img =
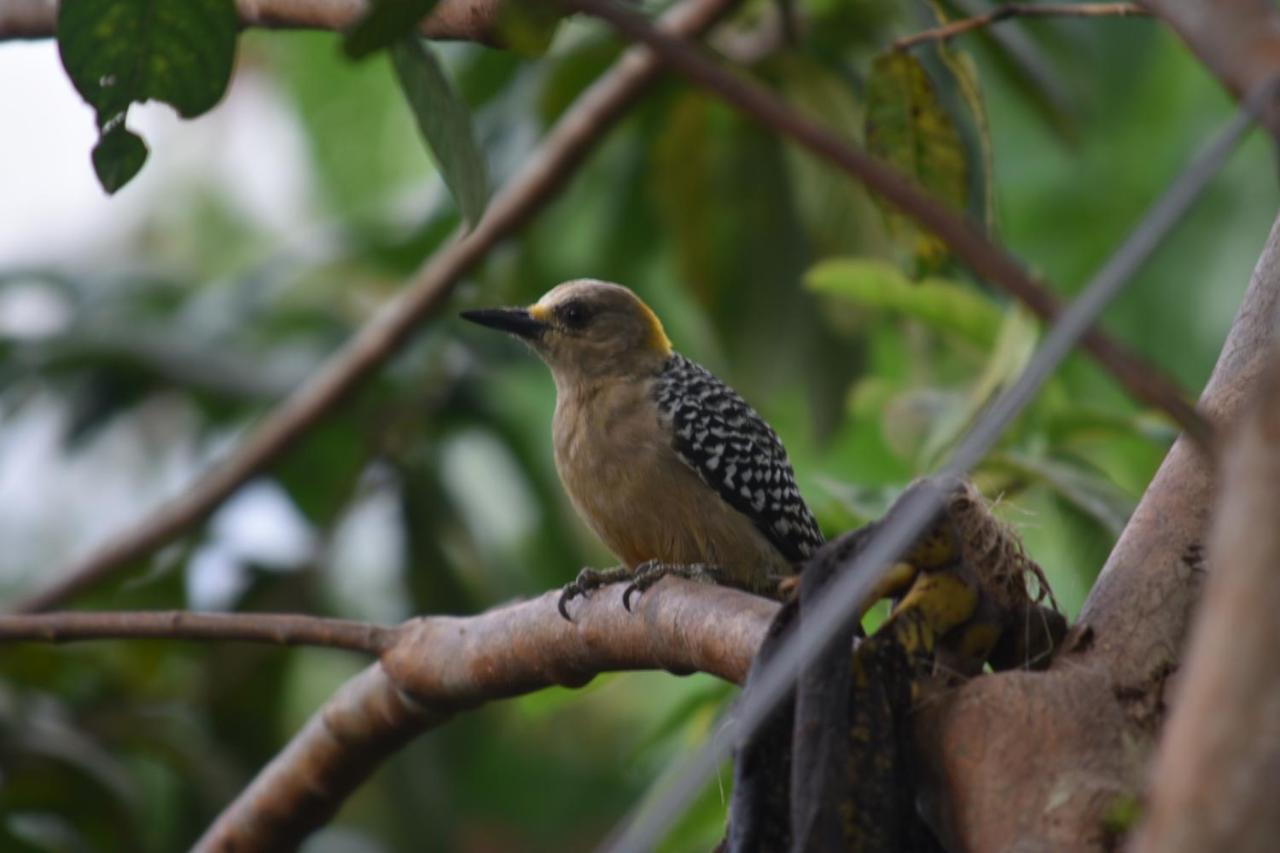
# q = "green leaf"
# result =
<box><xmin>391</xmin><ymin>36</ymin><xmax>490</xmax><ymax>227</ymax></box>
<box><xmin>343</xmin><ymin>0</ymin><xmax>441</xmax><ymax>60</ymax></box>
<box><xmin>807</xmin><ymin>257</ymin><xmax>1003</xmax><ymax>348</ymax></box>
<box><xmin>57</xmin><ymin>0</ymin><xmax>236</xmax><ymax>193</ymax></box>
<box><xmin>91</xmin><ymin>120</ymin><xmax>149</xmax><ymax>194</ymax></box>
<box><xmin>865</xmin><ymin>52</ymin><xmax>967</xmax><ymax>270</ymax></box>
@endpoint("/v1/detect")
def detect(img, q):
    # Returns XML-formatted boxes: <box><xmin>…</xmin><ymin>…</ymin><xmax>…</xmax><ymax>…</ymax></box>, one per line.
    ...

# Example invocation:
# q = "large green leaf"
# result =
<box><xmin>391</xmin><ymin>37</ymin><xmax>490</xmax><ymax>227</ymax></box>
<box><xmin>807</xmin><ymin>257</ymin><xmax>1003</xmax><ymax>348</ymax></box>
<box><xmin>57</xmin><ymin>0</ymin><xmax>237</xmax><ymax>194</ymax></box>
<box><xmin>865</xmin><ymin>52</ymin><xmax>967</xmax><ymax>270</ymax></box>
<box><xmin>343</xmin><ymin>0</ymin><xmax>441</xmax><ymax>59</ymax></box>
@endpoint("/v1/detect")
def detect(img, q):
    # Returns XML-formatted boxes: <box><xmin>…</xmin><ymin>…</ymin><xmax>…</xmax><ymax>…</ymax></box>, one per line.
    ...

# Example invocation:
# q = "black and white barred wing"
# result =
<box><xmin>653</xmin><ymin>354</ymin><xmax>824</xmax><ymax>563</ymax></box>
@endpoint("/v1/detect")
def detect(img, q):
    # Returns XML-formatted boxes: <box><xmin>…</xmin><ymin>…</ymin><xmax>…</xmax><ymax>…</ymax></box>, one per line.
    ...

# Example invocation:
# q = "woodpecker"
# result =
<box><xmin>461</xmin><ymin>280</ymin><xmax>823</xmax><ymax>617</ymax></box>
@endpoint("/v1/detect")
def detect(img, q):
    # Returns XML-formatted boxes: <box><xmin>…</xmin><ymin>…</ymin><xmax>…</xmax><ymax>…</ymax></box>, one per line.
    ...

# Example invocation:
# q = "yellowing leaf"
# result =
<box><xmin>865</xmin><ymin>52</ymin><xmax>967</xmax><ymax>270</ymax></box>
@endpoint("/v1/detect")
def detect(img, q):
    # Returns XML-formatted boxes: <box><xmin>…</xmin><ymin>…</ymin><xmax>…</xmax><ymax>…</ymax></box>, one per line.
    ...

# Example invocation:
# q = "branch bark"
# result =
<box><xmin>566</xmin><ymin>0</ymin><xmax>1210</xmax><ymax>447</ymax></box>
<box><xmin>893</xmin><ymin>3</ymin><xmax>1148</xmax><ymax>51</ymax></box>
<box><xmin>1135</xmin><ymin>0</ymin><xmax>1280</xmax><ymax>138</ymax></box>
<box><xmin>1129</xmin><ymin>351</ymin><xmax>1280</xmax><ymax>852</ymax></box>
<box><xmin>1</xmin><ymin>0</ymin><xmax>515</xmax><ymax>43</ymax></box>
<box><xmin>194</xmin><ymin>578</ymin><xmax>778</xmax><ymax>852</ymax></box>
<box><xmin>10</xmin><ymin>0</ymin><xmax>739</xmax><ymax>615</ymax></box>
<box><xmin>916</xmin><ymin>211</ymin><xmax>1280</xmax><ymax>851</ymax></box>
<box><xmin>0</xmin><ymin>610</ymin><xmax>394</xmax><ymax>653</ymax></box>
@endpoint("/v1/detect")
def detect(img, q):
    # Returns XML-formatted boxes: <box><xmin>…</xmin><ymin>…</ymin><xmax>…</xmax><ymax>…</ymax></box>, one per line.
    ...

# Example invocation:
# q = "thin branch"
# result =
<box><xmin>1</xmin><ymin>0</ymin><xmax>514</xmax><ymax>43</ymax></box>
<box><xmin>10</xmin><ymin>0</ymin><xmax>740</xmax><ymax>615</ymax></box>
<box><xmin>0</xmin><ymin>610</ymin><xmax>395</xmax><ymax>654</ymax></box>
<box><xmin>1129</xmin><ymin>350</ymin><xmax>1280</xmax><ymax>852</ymax></box>
<box><xmin>894</xmin><ymin>3</ymin><xmax>1147</xmax><ymax>51</ymax></box>
<box><xmin>565</xmin><ymin>0</ymin><xmax>1212</xmax><ymax>449</ymax></box>
<box><xmin>195</xmin><ymin>578</ymin><xmax>777</xmax><ymax>852</ymax></box>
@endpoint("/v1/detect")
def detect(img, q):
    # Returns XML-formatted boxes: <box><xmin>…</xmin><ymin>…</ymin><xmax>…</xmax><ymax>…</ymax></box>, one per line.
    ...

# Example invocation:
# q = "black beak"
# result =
<box><xmin>460</xmin><ymin>307</ymin><xmax>547</xmax><ymax>340</ymax></box>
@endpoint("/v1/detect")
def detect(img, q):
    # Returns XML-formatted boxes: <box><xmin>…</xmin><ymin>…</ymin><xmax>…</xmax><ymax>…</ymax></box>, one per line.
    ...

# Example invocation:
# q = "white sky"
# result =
<box><xmin>0</xmin><ymin>40</ymin><xmax>315</xmax><ymax>266</ymax></box>
<box><xmin>0</xmin><ymin>42</ymin><xmax>364</xmax><ymax>606</ymax></box>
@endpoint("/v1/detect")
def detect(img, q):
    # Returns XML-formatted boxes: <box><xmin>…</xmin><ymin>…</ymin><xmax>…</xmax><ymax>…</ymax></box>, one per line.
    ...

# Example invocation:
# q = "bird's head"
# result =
<box><xmin>462</xmin><ymin>279</ymin><xmax>673</xmax><ymax>385</ymax></box>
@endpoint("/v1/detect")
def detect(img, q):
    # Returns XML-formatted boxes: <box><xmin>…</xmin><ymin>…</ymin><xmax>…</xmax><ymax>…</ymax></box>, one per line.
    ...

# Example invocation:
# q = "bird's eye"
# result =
<box><xmin>560</xmin><ymin>301</ymin><xmax>590</xmax><ymax>330</ymax></box>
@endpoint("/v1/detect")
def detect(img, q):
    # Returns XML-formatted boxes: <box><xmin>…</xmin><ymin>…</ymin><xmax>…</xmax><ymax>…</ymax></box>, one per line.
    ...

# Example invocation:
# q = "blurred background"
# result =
<box><xmin>0</xmin><ymin>0</ymin><xmax>1275</xmax><ymax>849</ymax></box>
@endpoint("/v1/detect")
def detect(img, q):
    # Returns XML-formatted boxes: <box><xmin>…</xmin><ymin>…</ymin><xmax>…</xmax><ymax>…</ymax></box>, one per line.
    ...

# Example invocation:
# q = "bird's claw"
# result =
<box><xmin>622</xmin><ymin>561</ymin><xmax>721</xmax><ymax>611</ymax></box>
<box><xmin>557</xmin><ymin>566</ymin><xmax>633</xmax><ymax>621</ymax></box>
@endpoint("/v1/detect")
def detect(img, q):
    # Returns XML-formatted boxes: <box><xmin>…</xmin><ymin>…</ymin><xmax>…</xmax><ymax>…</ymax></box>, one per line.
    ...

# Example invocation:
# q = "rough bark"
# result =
<box><xmin>1129</xmin><ymin>354</ymin><xmax>1280</xmax><ymax>851</ymax></box>
<box><xmin>917</xmin><ymin>211</ymin><xmax>1280</xmax><ymax>851</ymax></box>
<box><xmin>194</xmin><ymin>579</ymin><xmax>777</xmax><ymax>852</ymax></box>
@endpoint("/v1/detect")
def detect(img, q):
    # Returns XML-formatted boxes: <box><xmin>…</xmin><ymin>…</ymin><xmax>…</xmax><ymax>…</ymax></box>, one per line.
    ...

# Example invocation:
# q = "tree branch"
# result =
<box><xmin>1129</xmin><ymin>350</ymin><xmax>1280</xmax><ymax>851</ymax></box>
<box><xmin>0</xmin><ymin>610</ymin><xmax>394</xmax><ymax>654</ymax></box>
<box><xmin>194</xmin><ymin>578</ymin><xmax>777</xmax><ymax>852</ymax></box>
<box><xmin>9</xmin><ymin>0</ymin><xmax>740</xmax><ymax>615</ymax></box>
<box><xmin>1135</xmin><ymin>0</ymin><xmax>1280</xmax><ymax>138</ymax></box>
<box><xmin>1</xmin><ymin>0</ymin><xmax>516</xmax><ymax>43</ymax></box>
<box><xmin>893</xmin><ymin>3</ymin><xmax>1148</xmax><ymax>51</ymax></box>
<box><xmin>565</xmin><ymin>0</ymin><xmax>1211</xmax><ymax>448</ymax></box>
<box><xmin>916</xmin><ymin>211</ymin><xmax>1280</xmax><ymax>850</ymax></box>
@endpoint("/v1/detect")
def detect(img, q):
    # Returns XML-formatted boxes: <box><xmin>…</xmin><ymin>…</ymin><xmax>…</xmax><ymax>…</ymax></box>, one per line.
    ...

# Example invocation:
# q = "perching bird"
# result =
<box><xmin>461</xmin><ymin>280</ymin><xmax>823</xmax><ymax>617</ymax></box>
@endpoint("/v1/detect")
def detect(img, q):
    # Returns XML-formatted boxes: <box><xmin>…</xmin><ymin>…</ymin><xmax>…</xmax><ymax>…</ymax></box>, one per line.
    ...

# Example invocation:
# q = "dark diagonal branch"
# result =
<box><xmin>2</xmin><ymin>0</ymin><xmax>513</xmax><ymax>43</ymax></box>
<box><xmin>194</xmin><ymin>579</ymin><xmax>777</xmax><ymax>852</ymax></box>
<box><xmin>0</xmin><ymin>610</ymin><xmax>395</xmax><ymax>654</ymax></box>
<box><xmin>565</xmin><ymin>0</ymin><xmax>1211</xmax><ymax>448</ymax></box>
<box><xmin>894</xmin><ymin>2</ymin><xmax>1147</xmax><ymax>51</ymax></box>
<box><xmin>10</xmin><ymin>0</ymin><xmax>739</xmax><ymax>615</ymax></box>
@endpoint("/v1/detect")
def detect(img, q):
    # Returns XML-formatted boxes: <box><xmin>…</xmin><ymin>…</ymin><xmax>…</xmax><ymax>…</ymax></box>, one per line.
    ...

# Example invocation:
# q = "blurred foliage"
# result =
<box><xmin>1</xmin><ymin>0</ymin><xmax>1276</xmax><ymax>849</ymax></box>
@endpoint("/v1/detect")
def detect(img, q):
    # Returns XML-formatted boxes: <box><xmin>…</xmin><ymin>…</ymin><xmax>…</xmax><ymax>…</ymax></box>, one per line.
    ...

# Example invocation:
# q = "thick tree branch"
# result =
<box><xmin>916</xmin><ymin>211</ymin><xmax>1280</xmax><ymax>850</ymax></box>
<box><xmin>0</xmin><ymin>610</ymin><xmax>394</xmax><ymax>653</ymax></box>
<box><xmin>1</xmin><ymin>0</ymin><xmax>515</xmax><ymax>43</ymax></box>
<box><xmin>1129</xmin><ymin>352</ymin><xmax>1280</xmax><ymax>852</ymax></box>
<box><xmin>1136</xmin><ymin>0</ymin><xmax>1280</xmax><ymax>138</ymax></box>
<box><xmin>566</xmin><ymin>0</ymin><xmax>1210</xmax><ymax>448</ymax></box>
<box><xmin>893</xmin><ymin>3</ymin><xmax>1148</xmax><ymax>51</ymax></box>
<box><xmin>10</xmin><ymin>0</ymin><xmax>739</xmax><ymax>615</ymax></box>
<box><xmin>194</xmin><ymin>578</ymin><xmax>777</xmax><ymax>852</ymax></box>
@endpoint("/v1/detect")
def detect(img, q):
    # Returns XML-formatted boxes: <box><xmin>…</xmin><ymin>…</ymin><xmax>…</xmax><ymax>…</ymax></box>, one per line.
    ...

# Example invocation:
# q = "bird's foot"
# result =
<box><xmin>558</xmin><ymin>565</ymin><xmax>633</xmax><ymax>621</ymax></box>
<box><xmin>773</xmin><ymin>573</ymin><xmax>801</xmax><ymax>600</ymax></box>
<box><xmin>623</xmin><ymin>561</ymin><xmax>722</xmax><ymax>612</ymax></box>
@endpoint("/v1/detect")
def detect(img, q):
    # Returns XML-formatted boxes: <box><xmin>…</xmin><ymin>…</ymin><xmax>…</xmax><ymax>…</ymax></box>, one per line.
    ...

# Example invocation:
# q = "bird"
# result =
<box><xmin>461</xmin><ymin>279</ymin><xmax>823</xmax><ymax>618</ymax></box>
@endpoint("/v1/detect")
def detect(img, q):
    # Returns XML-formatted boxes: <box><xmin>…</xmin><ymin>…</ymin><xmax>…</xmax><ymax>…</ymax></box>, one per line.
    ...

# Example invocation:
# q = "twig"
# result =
<box><xmin>195</xmin><ymin>578</ymin><xmax>777</xmax><ymax>851</ymax></box>
<box><xmin>565</xmin><ymin>0</ymin><xmax>1211</xmax><ymax>445</ymax></box>
<box><xmin>894</xmin><ymin>3</ymin><xmax>1147</xmax><ymax>51</ymax></box>
<box><xmin>0</xmin><ymin>610</ymin><xmax>395</xmax><ymax>654</ymax></box>
<box><xmin>10</xmin><ymin>0</ymin><xmax>740</xmax><ymax>615</ymax></box>
<box><xmin>2</xmin><ymin>0</ymin><xmax>511</xmax><ymax>43</ymax></box>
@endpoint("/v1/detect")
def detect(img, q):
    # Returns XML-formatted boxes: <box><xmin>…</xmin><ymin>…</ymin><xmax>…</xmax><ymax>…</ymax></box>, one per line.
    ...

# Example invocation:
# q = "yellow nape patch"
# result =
<box><xmin>637</xmin><ymin>299</ymin><xmax>673</xmax><ymax>355</ymax></box>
